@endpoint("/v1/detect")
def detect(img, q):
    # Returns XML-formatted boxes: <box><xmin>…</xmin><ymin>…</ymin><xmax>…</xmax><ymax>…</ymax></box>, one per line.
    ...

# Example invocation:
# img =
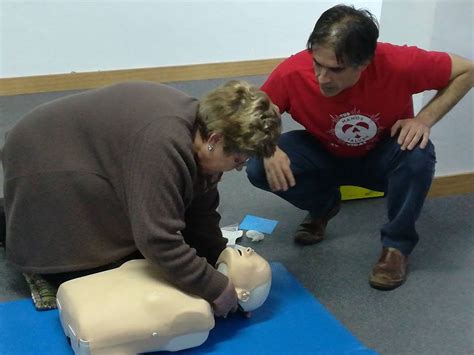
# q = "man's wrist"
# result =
<box><xmin>415</xmin><ymin>112</ymin><xmax>436</xmax><ymax>128</ymax></box>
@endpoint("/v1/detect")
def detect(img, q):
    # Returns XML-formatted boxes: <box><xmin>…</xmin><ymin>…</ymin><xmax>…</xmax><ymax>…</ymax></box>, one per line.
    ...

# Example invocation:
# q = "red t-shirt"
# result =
<box><xmin>261</xmin><ymin>42</ymin><xmax>452</xmax><ymax>157</ymax></box>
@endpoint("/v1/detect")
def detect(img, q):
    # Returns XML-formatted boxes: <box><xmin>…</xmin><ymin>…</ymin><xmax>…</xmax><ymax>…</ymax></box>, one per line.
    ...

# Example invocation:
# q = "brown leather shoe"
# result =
<box><xmin>369</xmin><ymin>247</ymin><xmax>408</xmax><ymax>290</ymax></box>
<box><xmin>294</xmin><ymin>201</ymin><xmax>341</xmax><ymax>245</ymax></box>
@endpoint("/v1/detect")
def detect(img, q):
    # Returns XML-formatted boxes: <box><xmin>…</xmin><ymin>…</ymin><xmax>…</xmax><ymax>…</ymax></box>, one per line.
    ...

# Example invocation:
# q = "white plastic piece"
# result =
<box><xmin>221</xmin><ymin>223</ymin><xmax>239</xmax><ymax>232</ymax></box>
<box><xmin>246</xmin><ymin>230</ymin><xmax>264</xmax><ymax>242</ymax></box>
<box><xmin>221</xmin><ymin>229</ymin><xmax>243</xmax><ymax>246</ymax></box>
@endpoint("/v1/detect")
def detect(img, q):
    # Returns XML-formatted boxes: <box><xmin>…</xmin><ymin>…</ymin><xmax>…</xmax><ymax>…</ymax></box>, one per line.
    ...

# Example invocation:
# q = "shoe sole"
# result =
<box><xmin>294</xmin><ymin>236</ymin><xmax>324</xmax><ymax>246</ymax></box>
<box><xmin>369</xmin><ymin>277</ymin><xmax>405</xmax><ymax>291</ymax></box>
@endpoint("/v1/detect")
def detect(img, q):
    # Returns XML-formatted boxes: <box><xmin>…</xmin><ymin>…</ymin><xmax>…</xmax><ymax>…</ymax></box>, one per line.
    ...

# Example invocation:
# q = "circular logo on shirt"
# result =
<box><xmin>334</xmin><ymin>114</ymin><xmax>377</xmax><ymax>146</ymax></box>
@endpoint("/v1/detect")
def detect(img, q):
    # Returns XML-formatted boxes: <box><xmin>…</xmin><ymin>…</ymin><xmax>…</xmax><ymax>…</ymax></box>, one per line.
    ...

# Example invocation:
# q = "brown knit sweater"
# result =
<box><xmin>2</xmin><ymin>81</ymin><xmax>228</xmax><ymax>302</ymax></box>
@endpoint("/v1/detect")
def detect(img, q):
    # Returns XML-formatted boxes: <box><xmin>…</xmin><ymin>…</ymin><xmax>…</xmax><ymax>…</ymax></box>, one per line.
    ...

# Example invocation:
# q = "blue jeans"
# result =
<box><xmin>246</xmin><ymin>130</ymin><xmax>436</xmax><ymax>255</ymax></box>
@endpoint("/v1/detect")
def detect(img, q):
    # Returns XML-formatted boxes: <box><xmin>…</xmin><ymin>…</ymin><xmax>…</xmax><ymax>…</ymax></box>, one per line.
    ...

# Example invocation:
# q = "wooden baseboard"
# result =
<box><xmin>341</xmin><ymin>172</ymin><xmax>473</xmax><ymax>201</ymax></box>
<box><xmin>428</xmin><ymin>172</ymin><xmax>474</xmax><ymax>197</ymax></box>
<box><xmin>0</xmin><ymin>58</ymin><xmax>284</xmax><ymax>96</ymax></box>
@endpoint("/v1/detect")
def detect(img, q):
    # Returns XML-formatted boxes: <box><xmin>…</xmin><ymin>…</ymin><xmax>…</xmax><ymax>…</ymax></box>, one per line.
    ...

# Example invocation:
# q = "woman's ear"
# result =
<box><xmin>207</xmin><ymin>133</ymin><xmax>222</xmax><ymax>148</ymax></box>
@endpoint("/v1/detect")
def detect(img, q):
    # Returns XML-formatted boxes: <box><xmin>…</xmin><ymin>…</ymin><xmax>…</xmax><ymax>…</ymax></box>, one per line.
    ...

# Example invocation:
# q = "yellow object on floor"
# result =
<box><xmin>340</xmin><ymin>186</ymin><xmax>384</xmax><ymax>201</ymax></box>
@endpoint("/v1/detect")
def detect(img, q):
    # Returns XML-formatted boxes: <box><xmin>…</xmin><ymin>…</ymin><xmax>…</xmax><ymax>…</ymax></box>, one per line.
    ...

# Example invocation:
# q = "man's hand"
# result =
<box><xmin>264</xmin><ymin>146</ymin><xmax>296</xmax><ymax>191</ymax></box>
<box><xmin>212</xmin><ymin>280</ymin><xmax>239</xmax><ymax>318</ymax></box>
<box><xmin>391</xmin><ymin>118</ymin><xmax>431</xmax><ymax>151</ymax></box>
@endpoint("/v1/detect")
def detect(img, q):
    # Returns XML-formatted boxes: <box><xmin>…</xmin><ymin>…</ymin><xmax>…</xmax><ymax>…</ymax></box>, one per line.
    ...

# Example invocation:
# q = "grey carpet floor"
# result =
<box><xmin>219</xmin><ymin>172</ymin><xmax>474</xmax><ymax>355</ymax></box>
<box><xmin>1</xmin><ymin>185</ymin><xmax>472</xmax><ymax>355</ymax></box>
<box><xmin>1</xmin><ymin>79</ymin><xmax>473</xmax><ymax>354</ymax></box>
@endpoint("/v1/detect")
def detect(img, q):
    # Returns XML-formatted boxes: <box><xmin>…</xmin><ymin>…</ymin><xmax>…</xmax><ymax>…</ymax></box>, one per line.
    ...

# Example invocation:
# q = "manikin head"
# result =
<box><xmin>216</xmin><ymin>245</ymin><xmax>272</xmax><ymax>312</ymax></box>
<box><xmin>306</xmin><ymin>4</ymin><xmax>379</xmax><ymax>97</ymax></box>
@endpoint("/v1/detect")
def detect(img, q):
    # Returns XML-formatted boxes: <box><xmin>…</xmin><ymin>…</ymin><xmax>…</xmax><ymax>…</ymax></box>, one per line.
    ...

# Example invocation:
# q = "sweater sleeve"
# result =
<box><xmin>124</xmin><ymin>118</ymin><xmax>228</xmax><ymax>303</ymax></box>
<box><xmin>182</xmin><ymin>178</ymin><xmax>227</xmax><ymax>267</ymax></box>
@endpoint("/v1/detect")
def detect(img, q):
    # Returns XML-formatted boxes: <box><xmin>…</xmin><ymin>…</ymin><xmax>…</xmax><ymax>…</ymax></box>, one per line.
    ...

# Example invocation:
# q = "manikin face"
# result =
<box><xmin>312</xmin><ymin>45</ymin><xmax>369</xmax><ymax>97</ymax></box>
<box><xmin>216</xmin><ymin>245</ymin><xmax>272</xmax><ymax>312</ymax></box>
<box><xmin>197</xmin><ymin>133</ymin><xmax>250</xmax><ymax>175</ymax></box>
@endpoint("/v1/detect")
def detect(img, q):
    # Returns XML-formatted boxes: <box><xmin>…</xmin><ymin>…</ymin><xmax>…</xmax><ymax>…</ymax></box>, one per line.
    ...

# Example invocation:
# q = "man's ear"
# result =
<box><xmin>359</xmin><ymin>59</ymin><xmax>371</xmax><ymax>72</ymax></box>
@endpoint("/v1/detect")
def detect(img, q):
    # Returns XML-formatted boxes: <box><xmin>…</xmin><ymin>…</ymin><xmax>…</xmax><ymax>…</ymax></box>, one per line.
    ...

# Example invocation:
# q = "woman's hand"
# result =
<box><xmin>263</xmin><ymin>146</ymin><xmax>296</xmax><ymax>191</ymax></box>
<box><xmin>212</xmin><ymin>280</ymin><xmax>239</xmax><ymax>318</ymax></box>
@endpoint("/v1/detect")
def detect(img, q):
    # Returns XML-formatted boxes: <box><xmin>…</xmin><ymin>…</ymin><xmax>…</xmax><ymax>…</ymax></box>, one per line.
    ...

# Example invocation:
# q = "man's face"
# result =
<box><xmin>312</xmin><ymin>45</ymin><xmax>368</xmax><ymax>97</ymax></box>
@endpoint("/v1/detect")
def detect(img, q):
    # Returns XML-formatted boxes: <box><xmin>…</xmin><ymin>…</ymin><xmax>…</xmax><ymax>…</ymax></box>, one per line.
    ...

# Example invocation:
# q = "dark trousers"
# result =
<box><xmin>42</xmin><ymin>250</ymin><xmax>145</xmax><ymax>287</ymax></box>
<box><xmin>246</xmin><ymin>130</ymin><xmax>436</xmax><ymax>255</ymax></box>
<box><xmin>0</xmin><ymin>198</ymin><xmax>5</xmax><ymax>248</ymax></box>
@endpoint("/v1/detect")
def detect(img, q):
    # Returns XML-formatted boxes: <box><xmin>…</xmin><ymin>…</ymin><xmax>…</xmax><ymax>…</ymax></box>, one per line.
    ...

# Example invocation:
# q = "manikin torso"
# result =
<box><xmin>56</xmin><ymin>245</ymin><xmax>271</xmax><ymax>355</ymax></box>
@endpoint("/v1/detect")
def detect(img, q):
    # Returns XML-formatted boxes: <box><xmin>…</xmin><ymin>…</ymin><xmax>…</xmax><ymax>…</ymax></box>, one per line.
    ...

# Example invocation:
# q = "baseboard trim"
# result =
<box><xmin>342</xmin><ymin>172</ymin><xmax>473</xmax><ymax>201</ymax></box>
<box><xmin>0</xmin><ymin>58</ymin><xmax>284</xmax><ymax>96</ymax></box>
<box><xmin>428</xmin><ymin>172</ymin><xmax>474</xmax><ymax>197</ymax></box>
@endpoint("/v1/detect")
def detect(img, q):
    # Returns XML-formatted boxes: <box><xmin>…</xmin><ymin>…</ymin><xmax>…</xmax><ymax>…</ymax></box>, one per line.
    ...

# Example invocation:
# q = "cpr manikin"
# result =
<box><xmin>56</xmin><ymin>245</ymin><xmax>272</xmax><ymax>355</ymax></box>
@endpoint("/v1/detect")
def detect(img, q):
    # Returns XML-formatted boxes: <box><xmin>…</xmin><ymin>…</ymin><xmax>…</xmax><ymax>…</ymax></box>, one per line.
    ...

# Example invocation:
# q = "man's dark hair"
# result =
<box><xmin>307</xmin><ymin>4</ymin><xmax>379</xmax><ymax>67</ymax></box>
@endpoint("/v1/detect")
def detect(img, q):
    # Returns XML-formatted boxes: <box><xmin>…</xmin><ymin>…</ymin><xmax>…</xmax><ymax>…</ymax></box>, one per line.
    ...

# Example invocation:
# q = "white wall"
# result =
<box><xmin>379</xmin><ymin>0</ymin><xmax>473</xmax><ymax>176</ymax></box>
<box><xmin>0</xmin><ymin>0</ymin><xmax>381</xmax><ymax>78</ymax></box>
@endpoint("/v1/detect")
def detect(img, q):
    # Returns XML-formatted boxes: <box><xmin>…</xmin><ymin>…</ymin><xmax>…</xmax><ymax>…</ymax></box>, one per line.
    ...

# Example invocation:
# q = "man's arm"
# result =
<box><xmin>417</xmin><ymin>54</ymin><xmax>474</xmax><ymax>126</ymax></box>
<box><xmin>391</xmin><ymin>53</ymin><xmax>474</xmax><ymax>150</ymax></box>
<box><xmin>263</xmin><ymin>145</ymin><xmax>295</xmax><ymax>191</ymax></box>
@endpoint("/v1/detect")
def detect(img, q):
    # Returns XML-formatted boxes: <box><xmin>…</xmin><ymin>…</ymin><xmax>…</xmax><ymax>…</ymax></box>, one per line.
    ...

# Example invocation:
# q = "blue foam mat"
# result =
<box><xmin>0</xmin><ymin>263</ymin><xmax>376</xmax><ymax>354</ymax></box>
